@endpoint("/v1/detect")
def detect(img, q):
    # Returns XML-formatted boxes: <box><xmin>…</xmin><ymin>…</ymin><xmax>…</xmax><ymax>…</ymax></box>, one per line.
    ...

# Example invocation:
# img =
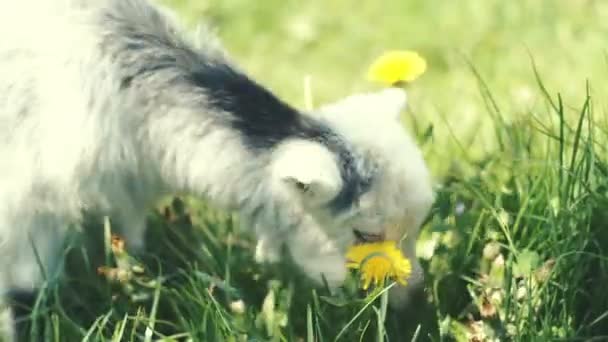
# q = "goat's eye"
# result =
<box><xmin>294</xmin><ymin>181</ymin><xmax>310</xmax><ymax>192</ymax></box>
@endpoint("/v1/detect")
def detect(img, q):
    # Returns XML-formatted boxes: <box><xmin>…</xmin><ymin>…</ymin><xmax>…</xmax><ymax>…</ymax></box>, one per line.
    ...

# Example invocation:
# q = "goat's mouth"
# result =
<box><xmin>353</xmin><ymin>229</ymin><xmax>385</xmax><ymax>244</ymax></box>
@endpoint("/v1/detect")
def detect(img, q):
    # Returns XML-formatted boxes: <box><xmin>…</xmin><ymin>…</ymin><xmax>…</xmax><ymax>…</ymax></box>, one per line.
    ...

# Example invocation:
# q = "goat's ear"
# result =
<box><xmin>271</xmin><ymin>140</ymin><xmax>342</xmax><ymax>205</ymax></box>
<box><xmin>315</xmin><ymin>87</ymin><xmax>407</xmax><ymax>121</ymax></box>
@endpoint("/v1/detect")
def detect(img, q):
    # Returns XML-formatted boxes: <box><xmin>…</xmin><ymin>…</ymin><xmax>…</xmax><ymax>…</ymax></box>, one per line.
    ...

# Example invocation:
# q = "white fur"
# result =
<box><xmin>272</xmin><ymin>140</ymin><xmax>343</xmax><ymax>206</ymax></box>
<box><xmin>0</xmin><ymin>307</ymin><xmax>15</xmax><ymax>341</ymax></box>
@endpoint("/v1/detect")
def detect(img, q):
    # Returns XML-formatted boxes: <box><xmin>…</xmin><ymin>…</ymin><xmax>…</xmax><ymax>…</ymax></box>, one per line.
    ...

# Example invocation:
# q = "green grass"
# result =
<box><xmin>9</xmin><ymin>0</ymin><xmax>608</xmax><ymax>341</ymax></box>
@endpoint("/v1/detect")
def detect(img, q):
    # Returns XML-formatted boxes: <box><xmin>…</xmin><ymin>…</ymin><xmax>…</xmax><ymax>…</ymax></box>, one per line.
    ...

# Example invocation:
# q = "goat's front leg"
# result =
<box><xmin>0</xmin><ymin>290</ymin><xmax>16</xmax><ymax>342</ymax></box>
<box><xmin>285</xmin><ymin>222</ymin><xmax>347</xmax><ymax>288</ymax></box>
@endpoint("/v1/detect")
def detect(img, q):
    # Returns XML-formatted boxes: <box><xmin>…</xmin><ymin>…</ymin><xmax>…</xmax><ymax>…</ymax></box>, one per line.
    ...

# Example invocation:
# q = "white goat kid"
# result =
<box><xmin>0</xmin><ymin>1</ymin><xmax>434</xmax><ymax>339</ymax></box>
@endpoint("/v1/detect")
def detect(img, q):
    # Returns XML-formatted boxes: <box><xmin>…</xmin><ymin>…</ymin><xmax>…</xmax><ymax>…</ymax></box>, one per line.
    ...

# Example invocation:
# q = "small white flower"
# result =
<box><xmin>454</xmin><ymin>202</ymin><xmax>466</xmax><ymax>215</ymax></box>
<box><xmin>230</xmin><ymin>300</ymin><xmax>246</xmax><ymax>314</ymax></box>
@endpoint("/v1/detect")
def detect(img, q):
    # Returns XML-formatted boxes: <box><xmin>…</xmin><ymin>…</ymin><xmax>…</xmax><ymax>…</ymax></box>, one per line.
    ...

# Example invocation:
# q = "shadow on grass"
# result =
<box><xmin>10</xmin><ymin>197</ymin><xmax>437</xmax><ymax>341</ymax></box>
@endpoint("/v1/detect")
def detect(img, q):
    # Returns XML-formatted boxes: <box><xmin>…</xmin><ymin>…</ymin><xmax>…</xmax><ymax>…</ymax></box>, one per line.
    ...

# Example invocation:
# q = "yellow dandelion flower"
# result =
<box><xmin>367</xmin><ymin>50</ymin><xmax>427</xmax><ymax>86</ymax></box>
<box><xmin>346</xmin><ymin>241</ymin><xmax>412</xmax><ymax>290</ymax></box>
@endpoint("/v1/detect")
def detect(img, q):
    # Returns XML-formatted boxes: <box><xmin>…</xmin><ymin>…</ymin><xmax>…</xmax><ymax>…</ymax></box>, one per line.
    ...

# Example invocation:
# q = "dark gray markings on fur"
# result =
<box><xmin>189</xmin><ymin>63</ymin><xmax>323</xmax><ymax>148</ymax></box>
<box><xmin>189</xmin><ymin>63</ymin><xmax>375</xmax><ymax>212</ymax></box>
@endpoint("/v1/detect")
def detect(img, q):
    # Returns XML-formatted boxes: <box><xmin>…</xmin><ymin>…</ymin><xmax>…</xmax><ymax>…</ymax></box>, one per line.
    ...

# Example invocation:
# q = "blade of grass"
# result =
<box><xmin>334</xmin><ymin>282</ymin><xmax>396</xmax><ymax>342</ymax></box>
<box><xmin>143</xmin><ymin>275</ymin><xmax>162</xmax><ymax>342</ymax></box>
<box><xmin>307</xmin><ymin>304</ymin><xmax>314</xmax><ymax>342</ymax></box>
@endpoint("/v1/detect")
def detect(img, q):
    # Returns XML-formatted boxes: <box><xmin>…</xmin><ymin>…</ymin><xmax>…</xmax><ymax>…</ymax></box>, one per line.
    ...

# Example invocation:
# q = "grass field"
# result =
<box><xmin>11</xmin><ymin>0</ymin><xmax>608</xmax><ymax>341</ymax></box>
